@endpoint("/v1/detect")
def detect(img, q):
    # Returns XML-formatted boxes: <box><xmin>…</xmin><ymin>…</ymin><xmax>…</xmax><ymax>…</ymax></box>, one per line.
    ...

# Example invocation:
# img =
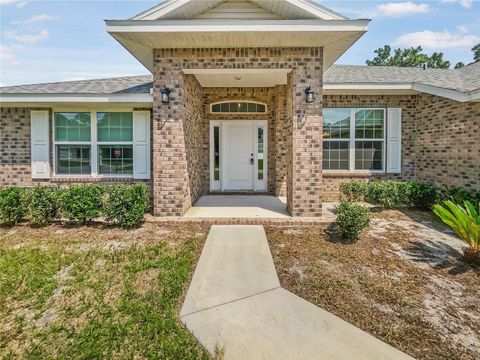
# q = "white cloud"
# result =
<box><xmin>0</xmin><ymin>44</ymin><xmax>24</xmax><ymax>65</ymax></box>
<box><xmin>457</xmin><ymin>25</ymin><xmax>469</xmax><ymax>33</ymax></box>
<box><xmin>376</xmin><ymin>2</ymin><xmax>430</xmax><ymax>17</ymax></box>
<box><xmin>0</xmin><ymin>0</ymin><xmax>28</xmax><ymax>8</ymax></box>
<box><xmin>11</xmin><ymin>14</ymin><xmax>55</xmax><ymax>25</ymax></box>
<box><xmin>360</xmin><ymin>2</ymin><xmax>431</xmax><ymax>18</ymax></box>
<box><xmin>394</xmin><ymin>30</ymin><xmax>480</xmax><ymax>49</ymax></box>
<box><xmin>441</xmin><ymin>0</ymin><xmax>473</xmax><ymax>8</ymax></box>
<box><xmin>4</xmin><ymin>29</ymin><xmax>49</xmax><ymax>44</ymax></box>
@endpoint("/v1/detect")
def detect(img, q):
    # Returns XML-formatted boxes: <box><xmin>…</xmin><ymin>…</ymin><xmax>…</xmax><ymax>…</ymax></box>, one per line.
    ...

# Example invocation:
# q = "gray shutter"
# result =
<box><xmin>133</xmin><ymin>111</ymin><xmax>151</xmax><ymax>179</ymax></box>
<box><xmin>31</xmin><ymin>110</ymin><xmax>50</xmax><ymax>179</ymax></box>
<box><xmin>387</xmin><ymin>108</ymin><xmax>402</xmax><ymax>174</ymax></box>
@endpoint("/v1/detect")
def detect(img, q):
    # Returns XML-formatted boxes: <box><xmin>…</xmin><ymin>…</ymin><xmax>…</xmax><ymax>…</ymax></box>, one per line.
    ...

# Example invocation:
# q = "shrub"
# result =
<box><xmin>61</xmin><ymin>184</ymin><xmax>103</xmax><ymax>224</ymax></box>
<box><xmin>365</xmin><ymin>181</ymin><xmax>410</xmax><ymax>208</ymax></box>
<box><xmin>0</xmin><ymin>186</ymin><xmax>28</xmax><ymax>226</ymax></box>
<box><xmin>103</xmin><ymin>184</ymin><xmax>149</xmax><ymax>228</ymax></box>
<box><xmin>340</xmin><ymin>181</ymin><xmax>367</xmax><ymax>202</ymax></box>
<box><xmin>334</xmin><ymin>201</ymin><xmax>371</xmax><ymax>242</ymax></box>
<box><xmin>433</xmin><ymin>200</ymin><xmax>480</xmax><ymax>264</ymax></box>
<box><xmin>406</xmin><ymin>182</ymin><xmax>438</xmax><ymax>210</ymax></box>
<box><xmin>28</xmin><ymin>185</ymin><xmax>62</xmax><ymax>226</ymax></box>
<box><xmin>439</xmin><ymin>186</ymin><xmax>480</xmax><ymax>206</ymax></box>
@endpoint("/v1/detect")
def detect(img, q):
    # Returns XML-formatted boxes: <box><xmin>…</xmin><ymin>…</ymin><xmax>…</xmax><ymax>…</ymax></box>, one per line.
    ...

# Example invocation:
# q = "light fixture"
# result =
<box><xmin>305</xmin><ymin>86</ymin><xmax>315</xmax><ymax>103</ymax></box>
<box><xmin>160</xmin><ymin>86</ymin><xmax>171</xmax><ymax>104</ymax></box>
<box><xmin>234</xmin><ymin>75</ymin><xmax>243</xmax><ymax>81</ymax></box>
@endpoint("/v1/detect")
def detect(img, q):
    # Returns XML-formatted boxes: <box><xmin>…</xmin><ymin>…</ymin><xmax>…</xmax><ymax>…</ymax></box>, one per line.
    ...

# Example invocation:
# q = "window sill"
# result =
<box><xmin>322</xmin><ymin>172</ymin><xmax>387</xmax><ymax>178</ymax></box>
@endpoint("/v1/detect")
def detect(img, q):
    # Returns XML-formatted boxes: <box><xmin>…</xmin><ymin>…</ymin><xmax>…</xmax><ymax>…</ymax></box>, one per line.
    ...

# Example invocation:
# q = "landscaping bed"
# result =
<box><xmin>266</xmin><ymin>209</ymin><xmax>480</xmax><ymax>360</ymax></box>
<box><xmin>0</xmin><ymin>222</ymin><xmax>211</xmax><ymax>359</ymax></box>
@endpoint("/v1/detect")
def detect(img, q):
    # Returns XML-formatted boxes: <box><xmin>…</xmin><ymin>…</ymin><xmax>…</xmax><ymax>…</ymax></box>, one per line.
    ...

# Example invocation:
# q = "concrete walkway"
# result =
<box><xmin>180</xmin><ymin>225</ymin><xmax>413</xmax><ymax>360</ymax></box>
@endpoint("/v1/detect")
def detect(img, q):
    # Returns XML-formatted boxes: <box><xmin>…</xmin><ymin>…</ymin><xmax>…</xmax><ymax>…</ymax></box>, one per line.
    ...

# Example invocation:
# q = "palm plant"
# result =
<box><xmin>433</xmin><ymin>200</ymin><xmax>480</xmax><ymax>263</ymax></box>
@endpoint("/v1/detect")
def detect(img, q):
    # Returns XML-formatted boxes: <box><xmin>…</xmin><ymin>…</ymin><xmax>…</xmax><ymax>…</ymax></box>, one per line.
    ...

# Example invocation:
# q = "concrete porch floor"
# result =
<box><xmin>183</xmin><ymin>195</ymin><xmax>337</xmax><ymax>221</ymax></box>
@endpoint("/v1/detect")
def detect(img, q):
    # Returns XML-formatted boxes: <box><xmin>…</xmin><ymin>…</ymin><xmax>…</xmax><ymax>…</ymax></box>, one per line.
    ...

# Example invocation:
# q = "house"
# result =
<box><xmin>0</xmin><ymin>0</ymin><xmax>479</xmax><ymax>218</ymax></box>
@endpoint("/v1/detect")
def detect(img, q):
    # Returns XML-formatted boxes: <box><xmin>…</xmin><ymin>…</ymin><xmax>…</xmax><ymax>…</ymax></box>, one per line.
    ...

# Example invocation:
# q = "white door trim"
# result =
<box><xmin>209</xmin><ymin>120</ymin><xmax>267</xmax><ymax>192</ymax></box>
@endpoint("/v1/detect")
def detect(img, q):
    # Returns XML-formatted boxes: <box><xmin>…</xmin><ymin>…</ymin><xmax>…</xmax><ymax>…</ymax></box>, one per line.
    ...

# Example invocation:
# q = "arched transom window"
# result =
<box><xmin>210</xmin><ymin>101</ymin><xmax>267</xmax><ymax>114</ymax></box>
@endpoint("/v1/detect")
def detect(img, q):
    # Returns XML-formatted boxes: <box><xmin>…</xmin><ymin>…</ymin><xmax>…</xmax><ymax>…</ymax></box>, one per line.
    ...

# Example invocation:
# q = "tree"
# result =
<box><xmin>366</xmin><ymin>45</ymin><xmax>451</xmax><ymax>69</ymax></box>
<box><xmin>455</xmin><ymin>62</ymin><xmax>465</xmax><ymax>69</ymax></box>
<box><xmin>473</xmin><ymin>43</ymin><xmax>480</xmax><ymax>63</ymax></box>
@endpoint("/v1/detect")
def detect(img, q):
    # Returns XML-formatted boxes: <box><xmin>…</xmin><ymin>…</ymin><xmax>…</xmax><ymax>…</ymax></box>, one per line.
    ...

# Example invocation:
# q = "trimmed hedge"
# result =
<box><xmin>28</xmin><ymin>185</ymin><xmax>62</xmax><ymax>226</ymax></box>
<box><xmin>334</xmin><ymin>201</ymin><xmax>371</xmax><ymax>242</ymax></box>
<box><xmin>103</xmin><ymin>184</ymin><xmax>149</xmax><ymax>228</ymax></box>
<box><xmin>340</xmin><ymin>180</ymin><xmax>439</xmax><ymax>210</ymax></box>
<box><xmin>61</xmin><ymin>184</ymin><xmax>103</xmax><ymax>224</ymax></box>
<box><xmin>0</xmin><ymin>184</ymin><xmax>150</xmax><ymax>228</ymax></box>
<box><xmin>0</xmin><ymin>186</ymin><xmax>28</xmax><ymax>226</ymax></box>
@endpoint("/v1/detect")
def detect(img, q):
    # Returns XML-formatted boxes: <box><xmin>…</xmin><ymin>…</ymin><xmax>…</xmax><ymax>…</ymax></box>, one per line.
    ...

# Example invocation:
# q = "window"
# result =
<box><xmin>54</xmin><ymin>112</ymin><xmax>92</xmax><ymax>175</ymax></box>
<box><xmin>323</xmin><ymin>108</ymin><xmax>385</xmax><ymax>172</ymax></box>
<box><xmin>53</xmin><ymin>111</ymin><xmax>145</xmax><ymax>177</ymax></box>
<box><xmin>210</xmin><ymin>101</ymin><xmax>267</xmax><ymax>114</ymax></box>
<box><xmin>213</xmin><ymin>126</ymin><xmax>220</xmax><ymax>181</ymax></box>
<box><xmin>97</xmin><ymin>112</ymin><xmax>133</xmax><ymax>175</ymax></box>
<box><xmin>257</xmin><ymin>127</ymin><xmax>264</xmax><ymax>181</ymax></box>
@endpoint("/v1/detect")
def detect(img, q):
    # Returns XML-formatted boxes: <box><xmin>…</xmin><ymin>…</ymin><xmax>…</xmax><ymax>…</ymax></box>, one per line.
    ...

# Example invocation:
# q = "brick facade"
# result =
<box><xmin>2</xmin><ymin>73</ymin><xmax>479</xmax><ymax>216</ymax></box>
<box><xmin>152</xmin><ymin>47</ymin><xmax>324</xmax><ymax>217</ymax></box>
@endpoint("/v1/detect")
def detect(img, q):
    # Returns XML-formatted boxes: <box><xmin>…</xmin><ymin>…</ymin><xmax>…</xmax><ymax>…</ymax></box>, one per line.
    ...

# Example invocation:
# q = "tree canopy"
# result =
<box><xmin>366</xmin><ymin>45</ymin><xmax>451</xmax><ymax>69</ymax></box>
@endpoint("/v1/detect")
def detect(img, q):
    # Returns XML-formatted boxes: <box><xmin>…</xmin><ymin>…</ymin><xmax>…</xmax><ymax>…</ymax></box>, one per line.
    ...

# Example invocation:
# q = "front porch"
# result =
<box><xmin>147</xmin><ymin>195</ymin><xmax>337</xmax><ymax>225</ymax></box>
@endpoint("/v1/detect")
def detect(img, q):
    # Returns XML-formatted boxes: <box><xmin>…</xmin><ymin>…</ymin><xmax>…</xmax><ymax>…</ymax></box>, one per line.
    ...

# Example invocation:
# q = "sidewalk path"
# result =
<box><xmin>180</xmin><ymin>225</ymin><xmax>413</xmax><ymax>360</ymax></box>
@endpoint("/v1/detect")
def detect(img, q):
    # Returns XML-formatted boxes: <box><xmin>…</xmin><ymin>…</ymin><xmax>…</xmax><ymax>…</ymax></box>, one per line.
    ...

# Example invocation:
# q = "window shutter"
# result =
<box><xmin>31</xmin><ymin>110</ymin><xmax>50</xmax><ymax>179</ymax></box>
<box><xmin>133</xmin><ymin>111</ymin><xmax>151</xmax><ymax>179</ymax></box>
<box><xmin>387</xmin><ymin>108</ymin><xmax>402</xmax><ymax>174</ymax></box>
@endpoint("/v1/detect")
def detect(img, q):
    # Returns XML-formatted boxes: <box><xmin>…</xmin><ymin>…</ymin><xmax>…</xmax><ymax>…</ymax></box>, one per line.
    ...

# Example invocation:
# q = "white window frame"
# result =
<box><xmin>52</xmin><ymin>108</ymin><xmax>135</xmax><ymax>178</ymax></box>
<box><xmin>210</xmin><ymin>100</ymin><xmax>268</xmax><ymax>114</ymax></box>
<box><xmin>323</xmin><ymin>108</ymin><xmax>386</xmax><ymax>174</ymax></box>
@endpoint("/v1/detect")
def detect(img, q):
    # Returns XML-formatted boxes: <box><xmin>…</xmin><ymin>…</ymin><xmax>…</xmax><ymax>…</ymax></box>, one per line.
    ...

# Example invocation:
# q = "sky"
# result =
<box><xmin>1</xmin><ymin>0</ymin><xmax>479</xmax><ymax>86</ymax></box>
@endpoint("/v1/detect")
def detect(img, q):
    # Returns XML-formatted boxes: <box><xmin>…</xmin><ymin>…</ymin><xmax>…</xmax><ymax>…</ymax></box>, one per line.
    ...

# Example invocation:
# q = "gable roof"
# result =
<box><xmin>132</xmin><ymin>0</ymin><xmax>347</xmax><ymax>21</ymax></box>
<box><xmin>1</xmin><ymin>63</ymin><xmax>479</xmax><ymax>103</ymax></box>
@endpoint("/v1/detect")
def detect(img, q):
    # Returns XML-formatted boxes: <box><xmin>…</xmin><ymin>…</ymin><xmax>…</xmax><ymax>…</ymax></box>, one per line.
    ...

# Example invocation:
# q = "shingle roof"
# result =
<box><xmin>324</xmin><ymin>62</ymin><xmax>480</xmax><ymax>93</ymax></box>
<box><xmin>0</xmin><ymin>62</ymin><xmax>479</xmax><ymax>95</ymax></box>
<box><xmin>0</xmin><ymin>75</ymin><xmax>153</xmax><ymax>94</ymax></box>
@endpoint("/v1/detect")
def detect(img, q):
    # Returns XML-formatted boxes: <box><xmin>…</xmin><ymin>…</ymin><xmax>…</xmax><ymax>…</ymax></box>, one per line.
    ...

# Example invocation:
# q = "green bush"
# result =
<box><xmin>103</xmin><ymin>184</ymin><xmax>149</xmax><ymax>228</ymax></box>
<box><xmin>334</xmin><ymin>201</ymin><xmax>371</xmax><ymax>242</ymax></box>
<box><xmin>340</xmin><ymin>181</ymin><xmax>367</xmax><ymax>202</ymax></box>
<box><xmin>433</xmin><ymin>200</ymin><xmax>480</xmax><ymax>263</ymax></box>
<box><xmin>406</xmin><ymin>182</ymin><xmax>438</xmax><ymax>210</ymax></box>
<box><xmin>365</xmin><ymin>181</ymin><xmax>410</xmax><ymax>208</ymax></box>
<box><xmin>439</xmin><ymin>186</ymin><xmax>480</xmax><ymax>206</ymax></box>
<box><xmin>0</xmin><ymin>186</ymin><xmax>28</xmax><ymax>226</ymax></box>
<box><xmin>28</xmin><ymin>185</ymin><xmax>62</xmax><ymax>226</ymax></box>
<box><xmin>61</xmin><ymin>184</ymin><xmax>103</xmax><ymax>224</ymax></box>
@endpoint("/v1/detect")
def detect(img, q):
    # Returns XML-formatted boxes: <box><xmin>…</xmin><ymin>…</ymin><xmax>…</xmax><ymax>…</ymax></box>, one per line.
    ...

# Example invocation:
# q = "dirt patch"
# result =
<box><xmin>134</xmin><ymin>269</ymin><xmax>160</xmax><ymax>296</ymax></box>
<box><xmin>266</xmin><ymin>209</ymin><xmax>480</xmax><ymax>360</ymax></box>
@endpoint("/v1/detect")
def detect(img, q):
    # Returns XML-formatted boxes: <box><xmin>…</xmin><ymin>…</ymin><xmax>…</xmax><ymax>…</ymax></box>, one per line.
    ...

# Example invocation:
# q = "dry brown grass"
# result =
<box><xmin>266</xmin><ymin>209</ymin><xmax>480</xmax><ymax>360</ymax></box>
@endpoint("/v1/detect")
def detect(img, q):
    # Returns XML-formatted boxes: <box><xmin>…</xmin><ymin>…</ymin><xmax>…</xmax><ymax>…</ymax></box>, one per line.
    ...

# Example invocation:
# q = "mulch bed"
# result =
<box><xmin>266</xmin><ymin>209</ymin><xmax>480</xmax><ymax>360</ymax></box>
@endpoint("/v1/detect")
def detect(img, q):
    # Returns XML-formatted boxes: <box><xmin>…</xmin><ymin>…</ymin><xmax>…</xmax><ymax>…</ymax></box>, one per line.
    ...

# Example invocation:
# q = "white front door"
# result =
<box><xmin>210</xmin><ymin>120</ymin><xmax>267</xmax><ymax>192</ymax></box>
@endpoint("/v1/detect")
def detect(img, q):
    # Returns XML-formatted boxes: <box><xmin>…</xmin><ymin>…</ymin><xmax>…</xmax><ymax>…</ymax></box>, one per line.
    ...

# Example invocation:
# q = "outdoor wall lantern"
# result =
<box><xmin>160</xmin><ymin>86</ymin><xmax>171</xmax><ymax>103</ymax></box>
<box><xmin>305</xmin><ymin>86</ymin><xmax>315</xmax><ymax>103</ymax></box>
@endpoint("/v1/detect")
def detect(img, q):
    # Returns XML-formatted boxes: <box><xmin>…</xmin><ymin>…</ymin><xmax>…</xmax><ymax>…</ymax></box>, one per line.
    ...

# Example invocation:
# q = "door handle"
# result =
<box><xmin>250</xmin><ymin>154</ymin><xmax>255</xmax><ymax>165</ymax></box>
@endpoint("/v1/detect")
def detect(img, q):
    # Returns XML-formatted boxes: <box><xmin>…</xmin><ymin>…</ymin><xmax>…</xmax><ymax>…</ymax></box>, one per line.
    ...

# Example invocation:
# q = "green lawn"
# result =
<box><xmin>0</xmin><ymin>223</ymin><xmax>211</xmax><ymax>359</ymax></box>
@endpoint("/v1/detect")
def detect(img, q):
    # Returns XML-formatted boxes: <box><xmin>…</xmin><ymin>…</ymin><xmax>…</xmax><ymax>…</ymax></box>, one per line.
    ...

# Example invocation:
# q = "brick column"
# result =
<box><xmin>287</xmin><ymin>48</ymin><xmax>323</xmax><ymax>217</ymax></box>
<box><xmin>151</xmin><ymin>58</ymin><xmax>189</xmax><ymax>217</ymax></box>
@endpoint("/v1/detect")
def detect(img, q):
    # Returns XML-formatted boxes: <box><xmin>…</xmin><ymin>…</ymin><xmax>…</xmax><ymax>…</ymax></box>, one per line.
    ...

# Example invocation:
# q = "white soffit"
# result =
<box><xmin>106</xmin><ymin>19</ymin><xmax>369</xmax><ymax>72</ymax></box>
<box><xmin>183</xmin><ymin>68</ymin><xmax>291</xmax><ymax>87</ymax></box>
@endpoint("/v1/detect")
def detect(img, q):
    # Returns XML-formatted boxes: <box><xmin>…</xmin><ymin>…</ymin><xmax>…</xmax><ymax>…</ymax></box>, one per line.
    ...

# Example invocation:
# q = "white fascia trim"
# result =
<box><xmin>324</xmin><ymin>83</ymin><xmax>414</xmax><ymax>91</ymax></box>
<box><xmin>130</xmin><ymin>0</ymin><xmax>349</xmax><ymax>21</ymax></box>
<box><xmin>286</xmin><ymin>0</ymin><xmax>348</xmax><ymax>20</ymax></box>
<box><xmin>0</xmin><ymin>93</ymin><xmax>153</xmax><ymax>103</ymax></box>
<box><xmin>131</xmin><ymin>0</ymin><xmax>189</xmax><ymax>20</ymax></box>
<box><xmin>106</xmin><ymin>19</ymin><xmax>370</xmax><ymax>33</ymax></box>
<box><xmin>325</xmin><ymin>82</ymin><xmax>479</xmax><ymax>103</ymax></box>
